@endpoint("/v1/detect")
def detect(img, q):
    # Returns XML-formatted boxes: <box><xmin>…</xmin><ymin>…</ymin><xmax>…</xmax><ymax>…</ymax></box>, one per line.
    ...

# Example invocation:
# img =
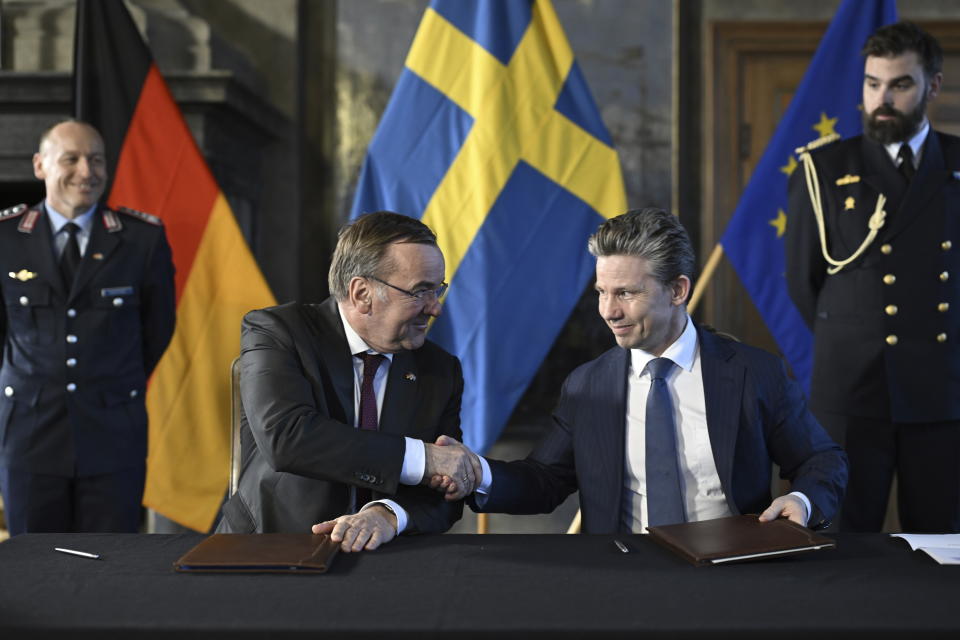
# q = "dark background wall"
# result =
<box><xmin>1</xmin><ymin>0</ymin><xmax>957</xmax><ymax>438</ymax></box>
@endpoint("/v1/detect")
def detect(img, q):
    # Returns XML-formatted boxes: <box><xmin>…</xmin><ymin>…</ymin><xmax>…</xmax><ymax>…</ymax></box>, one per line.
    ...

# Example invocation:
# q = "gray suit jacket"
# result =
<box><xmin>218</xmin><ymin>298</ymin><xmax>463</xmax><ymax>534</ymax></box>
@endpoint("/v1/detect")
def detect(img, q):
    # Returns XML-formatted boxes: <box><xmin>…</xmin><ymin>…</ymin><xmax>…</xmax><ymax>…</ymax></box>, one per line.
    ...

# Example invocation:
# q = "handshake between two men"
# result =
<box><xmin>218</xmin><ymin>210</ymin><xmax>846</xmax><ymax>555</ymax></box>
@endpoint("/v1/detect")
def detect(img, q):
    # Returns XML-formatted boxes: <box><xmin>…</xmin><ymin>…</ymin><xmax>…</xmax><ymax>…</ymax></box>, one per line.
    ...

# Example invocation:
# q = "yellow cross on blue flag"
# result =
<box><xmin>720</xmin><ymin>0</ymin><xmax>897</xmax><ymax>390</ymax></box>
<box><xmin>350</xmin><ymin>0</ymin><xmax>626</xmax><ymax>453</ymax></box>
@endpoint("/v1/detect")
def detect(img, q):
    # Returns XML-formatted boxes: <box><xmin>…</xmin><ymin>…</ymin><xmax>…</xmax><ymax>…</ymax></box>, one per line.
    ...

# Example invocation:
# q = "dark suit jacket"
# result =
<box><xmin>0</xmin><ymin>203</ymin><xmax>175</xmax><ymax>476</ymax></box>
<box><xmin>475</xmin><ymin>327</ymin><xmax>847</xmax><ymax>533</ymax></box>
<box><xmin>218</xmin><ymin>298</ymin><xmax>464</xmax><ymax>534</ymax></box>
<box><xmin>786</xmin><ymin>132</ymin><xmax>960</xmax><ymax>422</ymax></box>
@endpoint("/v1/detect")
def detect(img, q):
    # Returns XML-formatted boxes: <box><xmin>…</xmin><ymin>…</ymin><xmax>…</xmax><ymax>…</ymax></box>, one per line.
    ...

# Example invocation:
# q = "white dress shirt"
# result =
<box><xmin>46</xmin><ymin>201</ymin><xmax>96</xmax><ymax>258</ymax></box>
<box><xmin>622</xmin><ymin>316</ymin><xmax>809</xmax><ymax>532</ymax></box>
<box><xmin>884</xmin><ymin>118</ymin><xmax>929</xmax><ymax>170</ymax></box>
<box><xmin>622</xmin><ymin>316</ymin><xmax>732</xmax><ymax>532</ymax></box>
<box><xmin>337</xmin><ymin>304</ymin><xmax>427</xmax><ymax>534</ymax></box>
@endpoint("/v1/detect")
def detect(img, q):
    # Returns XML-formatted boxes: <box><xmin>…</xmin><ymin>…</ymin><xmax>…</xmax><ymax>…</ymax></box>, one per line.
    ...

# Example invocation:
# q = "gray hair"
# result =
<box><xmin>587</xmin><ymin>208</ymin><xmax>696</xmax><ymax>286</ymax></box>
<box><xmin>328</xmin><ymin>211</ymin><xmax>438</xmax><ymax>300</ymax></box>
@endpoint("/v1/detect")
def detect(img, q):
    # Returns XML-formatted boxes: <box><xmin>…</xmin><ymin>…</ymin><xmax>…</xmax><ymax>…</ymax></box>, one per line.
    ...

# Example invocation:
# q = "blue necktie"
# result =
<box><xmin>645</xmin><ymin>357</ymin><xmax>685</xmax><ymax>527</ymax></box>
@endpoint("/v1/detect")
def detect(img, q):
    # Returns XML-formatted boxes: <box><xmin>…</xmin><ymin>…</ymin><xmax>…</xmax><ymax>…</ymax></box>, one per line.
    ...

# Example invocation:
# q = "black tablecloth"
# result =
<box><xmin>0</xmin><ymin>532</ymin><xmax>956</xmax><ymax>638</ymax></box>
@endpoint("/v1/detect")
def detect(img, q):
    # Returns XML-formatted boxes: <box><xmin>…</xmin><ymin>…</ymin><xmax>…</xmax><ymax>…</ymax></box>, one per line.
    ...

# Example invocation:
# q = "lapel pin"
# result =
<box><xmin>844</xmin><ymin>197</ymin><xmax>856</xmax><ymax>211</ymax></box>
<box><xmin>10</xmin><ymin>269</ymin><xmax>37</xmax><ymax>281</ymax></box>
<box><xmin>404</xmin><ymin>372</ymin><xmax>417</xmax><ymax>382</ymax></box>
<box><xmin>92</xmin><ymin>253</ymin><xmax>104</xmax><ymax>260</ymax></box>
<box><xmin>836</xmin><ymin>174</ymin><xmax>860</xmax><ymax>186</ymax></box>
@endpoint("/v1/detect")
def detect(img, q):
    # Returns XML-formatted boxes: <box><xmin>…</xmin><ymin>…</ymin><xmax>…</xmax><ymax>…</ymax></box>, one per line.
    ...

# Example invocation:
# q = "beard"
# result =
<box><xmin>863</xmin><ymin>94</ymin><xmax>927</xmax><ymax>145</ymax></box>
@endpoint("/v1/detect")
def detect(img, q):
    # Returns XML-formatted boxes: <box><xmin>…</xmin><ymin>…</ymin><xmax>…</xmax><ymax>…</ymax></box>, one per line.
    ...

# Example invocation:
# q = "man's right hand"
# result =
<box><xmin>423</xmin><ymin>435</ymin><xmax>482</xmax><ymax>501</ymax></box>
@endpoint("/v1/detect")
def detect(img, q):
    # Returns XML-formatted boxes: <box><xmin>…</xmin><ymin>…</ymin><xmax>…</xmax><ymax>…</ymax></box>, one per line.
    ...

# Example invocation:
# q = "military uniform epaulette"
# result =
<box><xmin>795</xmin><ymin>132</ymin><xmax>841</xmax><ymax>156</ymax></box>
<box><xmin>0</xmin><ymin>204</ymin><xmax>28</xmax><ymax>220</ymax></box>
<box><xmin>116</xmin><ymin>206</ymin><xmax>163</xmax><ymax>226</ymax></box>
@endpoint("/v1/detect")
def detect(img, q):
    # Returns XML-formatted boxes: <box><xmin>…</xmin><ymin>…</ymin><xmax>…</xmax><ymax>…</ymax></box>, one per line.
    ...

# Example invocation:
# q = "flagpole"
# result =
<box><xmin>688</xmin><ymin>243</ymin><xmax>724</xmax><ymax>314</ymax></box>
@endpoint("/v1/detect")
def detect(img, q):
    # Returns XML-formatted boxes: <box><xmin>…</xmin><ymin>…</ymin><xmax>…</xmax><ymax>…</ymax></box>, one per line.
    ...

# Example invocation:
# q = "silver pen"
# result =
<box><xmin>614</xmin><ymin>539</ymin><xmax>630</xmax><ymax>553</ymax></box>
<box><xmin>54</xmin><ymin>547</ymin><xmax>101</xmax><ymax>560</ymax></box>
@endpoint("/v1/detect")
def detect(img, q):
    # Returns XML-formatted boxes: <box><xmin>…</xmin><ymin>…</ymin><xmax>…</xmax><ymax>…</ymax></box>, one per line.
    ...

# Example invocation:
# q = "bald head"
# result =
<box><xmin>33</xmin><ymin>120</ymin><xmax>107</xmax><ymax>218</ymax></box>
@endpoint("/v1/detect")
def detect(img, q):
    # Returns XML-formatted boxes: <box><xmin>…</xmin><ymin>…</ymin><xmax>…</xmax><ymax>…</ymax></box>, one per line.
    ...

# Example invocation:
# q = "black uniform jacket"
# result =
<box><xmin>786</xmin><ymin>132</ymin><xmax>960</xmax><ymax>422</ymax></box>
<box><xmin>0</xmin><ymin>202</ymin><xmax>176</xmax><ymax>476</ymax></box>
<box><xmin>218</xmin><ymin>298</ymin><xmax>464</xmax><ymax>534</ymax></box>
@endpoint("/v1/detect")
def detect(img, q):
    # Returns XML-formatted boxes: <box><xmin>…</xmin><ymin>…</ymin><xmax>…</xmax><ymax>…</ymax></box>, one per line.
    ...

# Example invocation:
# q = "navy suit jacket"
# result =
<box><xmin>476</xmin><ymin>326</ymin><xmax>847</xmax><ymax>533</ymax></box>
<box><xmin>0</xmin><ymin>203</ymin><xmax>175</xmax><ymax>477</ymax></box>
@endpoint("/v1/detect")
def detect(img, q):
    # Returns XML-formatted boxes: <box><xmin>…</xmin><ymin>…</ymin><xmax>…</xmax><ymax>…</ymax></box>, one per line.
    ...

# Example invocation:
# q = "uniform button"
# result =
<box><xmin>66</xmin><ymin>358</ymin><xmax>77</xmax><ymax>368</ymax></box>
<box><xmin>941</xmin><ymin>271</ymin><xmax>950</xmax><ymax>282</ymax></box>
<box><xmin>886</xmin><ymin>335</ymin><xmax>898</xmax><ymax>346</ymax></box>
<box><xmin>883</xmin><ymin>274</ymin><xmax>896</xmax><ymax>285</ymax></box>
<box><xmin>19</xmin><ymin>296</ymin><xmax>28</xmax><ymax>306</ymax></box>
<box><xmin>113</xmin><ymin>298</ymin><xmax>123</xmax><ymax>307</ymax></box>
<box><xmin>884</xmin><ymin>305</ymin><xmax>898</xmax><ymax>316</ymax></box>
<box><xmin>67</xmin><ymin>308</ymin><xmax>77</xmax><ymax>318</ymax></box>
<box><xmin>3</xmin><ymin>386</ymin><xmax>12</xmax><ymax>398</ymax></box>
<box><xmin>937</xmin><ymin>333</ymin><xmax>948</xmax><ymax>343</ymax></box>
<box><xmin>943</xmin><ymin>240</ymin><xmax>953</xmax><ymax>251</ymax></box>
<box><xmin>66</xmin><ymin>334</ymin><xmax>78</xmax><ymax>344</ymax></box>
<box><xmin>66</xmin><ymin>383</ymin><xmax>77</xmax><ymax>392</ymax></box>
<box><xmin>129</xmin><ymin>389</ymin><xmax>138</xmax><ymax>398</ymax></box>
<box><xmin>939</xmin><ymin>302</ymin><xmax>950</xmax><ymax>313</ymax></box>
<box><xmin>881</xmin><ymin>244</ymin><xmax>892</xmax><ymax>255</ymax></box>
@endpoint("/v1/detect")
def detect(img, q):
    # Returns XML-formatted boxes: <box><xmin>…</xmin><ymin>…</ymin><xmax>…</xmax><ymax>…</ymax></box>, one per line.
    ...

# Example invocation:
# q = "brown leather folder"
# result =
<box><xmin>646</xmin><ymin>514</ymin><xmax>835</xmax><ymax>566</ymax></box>
<box><xmin>174</xmin><ymin>533</ymin><xmax>340</xmax><ymax>573</ymax></box>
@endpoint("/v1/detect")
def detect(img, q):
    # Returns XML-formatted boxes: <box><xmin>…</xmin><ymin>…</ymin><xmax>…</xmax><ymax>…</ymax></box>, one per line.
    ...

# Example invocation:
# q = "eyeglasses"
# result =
<box><xmin>365</xmin><ymin>275</ymin><xmax>448</xmax><ymax>303</ymax></box>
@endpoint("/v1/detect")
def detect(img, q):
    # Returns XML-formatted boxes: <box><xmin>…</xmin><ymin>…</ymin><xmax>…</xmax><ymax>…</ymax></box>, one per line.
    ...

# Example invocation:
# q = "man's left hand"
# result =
<box><xmin>311</xmin><ymin>505</ymin><xmax>398</xmax><ymax>552</ymax></box>
<box><xmin>758</xmin><ymin>494</ymin><xmax>808</xmax><ymax>526</ymax></box>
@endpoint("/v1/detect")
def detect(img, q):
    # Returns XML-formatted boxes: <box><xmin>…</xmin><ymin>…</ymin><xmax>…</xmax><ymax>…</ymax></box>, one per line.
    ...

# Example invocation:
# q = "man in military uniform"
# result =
<box><xmin>786</xmin><ymin>22</ymin><xmax>960</xmax><ymax>532</ymax></box>
<box><xmin>0</xmin><ymin>119</ymin><xmax>176</xmax><ymax>534</ymax></box>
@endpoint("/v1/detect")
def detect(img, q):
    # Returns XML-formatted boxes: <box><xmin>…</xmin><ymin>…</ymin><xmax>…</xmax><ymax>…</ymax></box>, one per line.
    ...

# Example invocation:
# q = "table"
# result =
<box><xmin>0</xmin><ymin>533</ymin><xmax>956</xmax><ymax>638</ymax></box>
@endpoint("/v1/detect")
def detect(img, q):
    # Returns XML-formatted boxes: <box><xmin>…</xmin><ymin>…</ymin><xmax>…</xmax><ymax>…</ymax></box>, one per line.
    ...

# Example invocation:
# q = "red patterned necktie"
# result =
<box><xmin>356</xmin><ymin>352</ymin><xmax>386</xmax><ymax>509</ymax></box>
<box><xmin>358</xmin><ymin>352</ymin><xmax>386</xmax><ymax>431</ymax></box>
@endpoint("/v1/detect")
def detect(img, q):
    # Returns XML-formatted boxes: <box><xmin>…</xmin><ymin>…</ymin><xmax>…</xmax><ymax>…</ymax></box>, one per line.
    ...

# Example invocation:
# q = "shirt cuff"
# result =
<box><xmin>788</xmin><ymin>491</ymin><xmax>812</xmax><ymax>526</ymax></box>
<box><xmin>400</xmin><ymin>437</ymin><xmax>425</xmax><ymax>485</ymax></box>
<box><xmin>469</xmin><ymin>456</ymin><xmax>493</xmax><ymax>509</ymax></box>
<box><xmin>477</xmin><ymin>456</ymin><xmax>492</xmax><ymax>494</ymax></box>
<box><xmin>363</xmin><ymin>499</ymin><xmax>409</xmax><ymax>534</ymax></box>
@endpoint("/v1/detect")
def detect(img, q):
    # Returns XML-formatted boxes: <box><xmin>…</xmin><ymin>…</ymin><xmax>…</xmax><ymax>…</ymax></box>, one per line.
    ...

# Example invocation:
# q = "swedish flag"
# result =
<box><xmin>350</xmin><ymin>0</ymin><xmax>626</xmax><ymax>453</ymax></box>
<box><xmin>720</xmin><ymin>0</ymin><xmax>897</xmax><ymax>390</ymax></box>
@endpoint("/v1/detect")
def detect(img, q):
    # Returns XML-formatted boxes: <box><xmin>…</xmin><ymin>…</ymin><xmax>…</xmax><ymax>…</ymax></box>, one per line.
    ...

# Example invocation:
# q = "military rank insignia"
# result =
<box><xmin>8</xmin><ymin>269</ymin><xmax>37</xmax><ymax>281</ymax></box>
<box><xmin>836</xmin><ymin>174</ymin><xmax>860</xmax><ymax>186</ymax></box>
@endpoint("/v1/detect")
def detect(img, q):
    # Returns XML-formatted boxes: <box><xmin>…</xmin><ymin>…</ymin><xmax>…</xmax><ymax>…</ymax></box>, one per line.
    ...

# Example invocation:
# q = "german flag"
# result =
<box><xmin>74</xmin><ymin>0</ymin><xmax>275</xmax><ymax>531</ymax></box>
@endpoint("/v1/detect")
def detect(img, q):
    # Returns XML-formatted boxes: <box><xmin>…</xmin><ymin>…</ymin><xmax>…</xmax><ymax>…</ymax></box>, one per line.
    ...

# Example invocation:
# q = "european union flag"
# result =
<box><xmin>350</xmin><ymin>0</ymin><xmax>626</xmax><ymax>453</ymax></box>
<box><xmin>720</xmin><ymin>0</ymin><xmax>897</xmax><ymax>390</ymax></box>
